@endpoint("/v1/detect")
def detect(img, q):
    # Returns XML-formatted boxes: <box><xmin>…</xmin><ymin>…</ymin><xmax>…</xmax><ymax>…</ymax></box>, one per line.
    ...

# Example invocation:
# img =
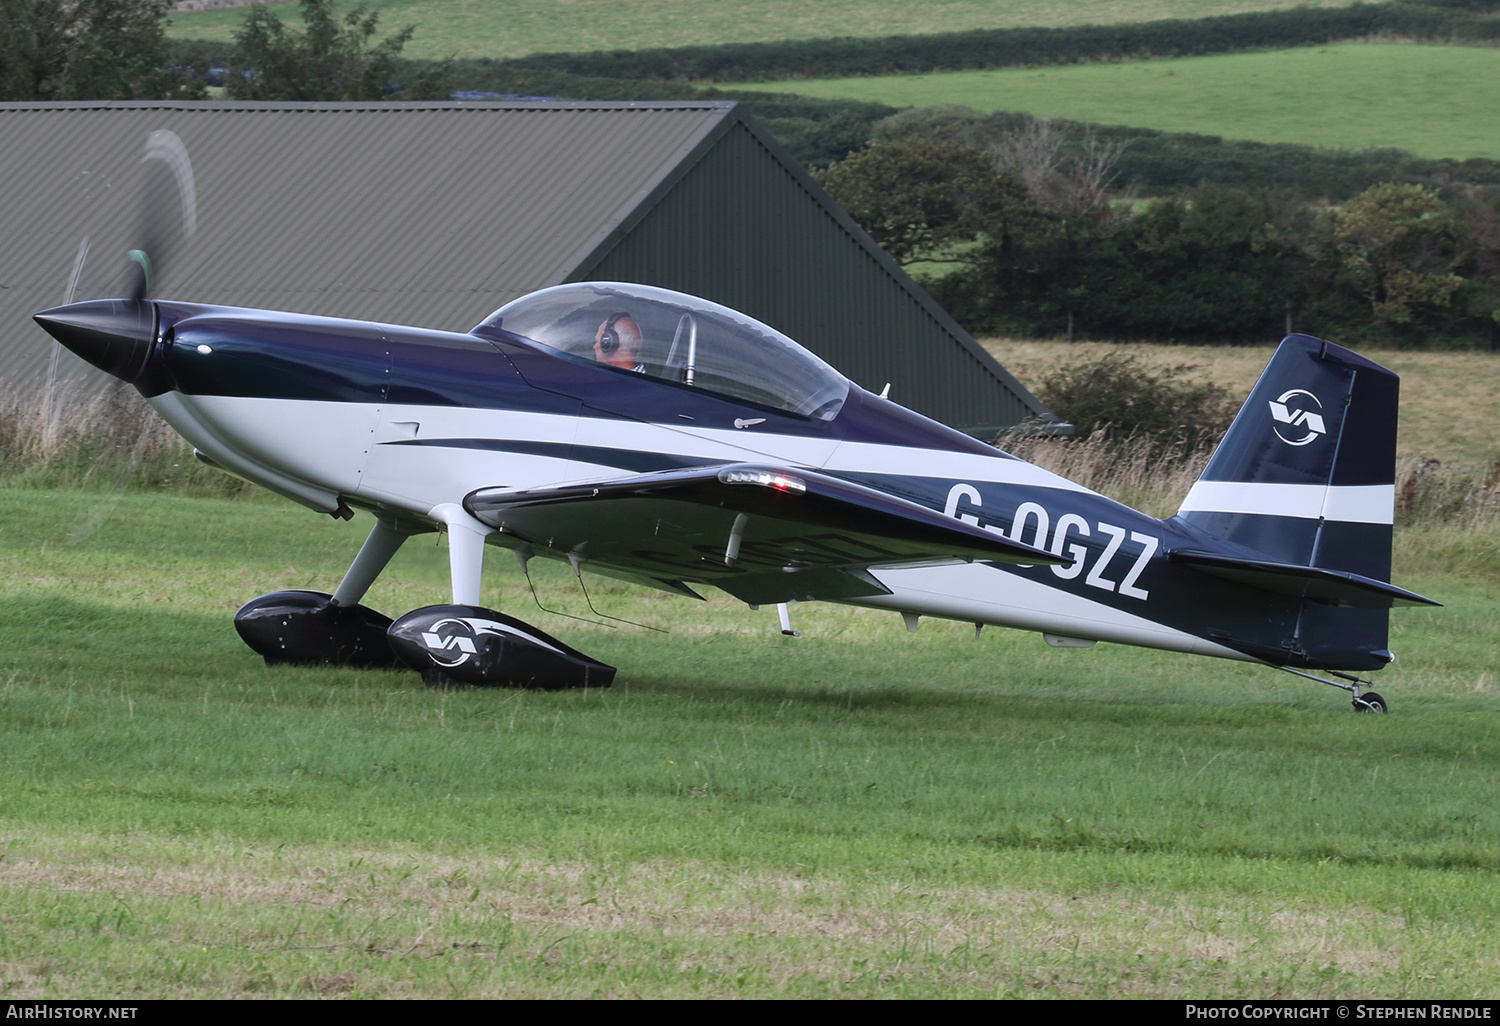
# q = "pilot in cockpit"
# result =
<box><xmin>593</xmin><ymin>313</ymin><xmax>645</xmax><ymax>373</ymax></box>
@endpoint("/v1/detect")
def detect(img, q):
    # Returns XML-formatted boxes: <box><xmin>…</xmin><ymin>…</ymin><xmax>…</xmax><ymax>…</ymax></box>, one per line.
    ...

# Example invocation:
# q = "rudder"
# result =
<box><xmin>1174</xmin><ymin>334</ymin><xmax>1402</xmax><ymax>669</ymax></box>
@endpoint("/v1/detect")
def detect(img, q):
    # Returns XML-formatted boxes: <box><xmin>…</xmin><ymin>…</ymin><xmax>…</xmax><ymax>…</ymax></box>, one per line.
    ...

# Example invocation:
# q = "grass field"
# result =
<box><xmin>164</xmin><ymin>0</ymin><xmax>1367</xmax><ymax>62</ymax></box>
<box><xmin>986</xmin><ymin>340</ymin><xmax>1500</xmax><ymax>470</ymax></box>
<box><xmin>1</xmin><ymin>468</ymin><xmax>1497</xmax><ymax>996</ymax></box>
<box><xmin>734</xmin><ymin>43</ymin><xmax>1500</xmax><ymax>161</ymax></box>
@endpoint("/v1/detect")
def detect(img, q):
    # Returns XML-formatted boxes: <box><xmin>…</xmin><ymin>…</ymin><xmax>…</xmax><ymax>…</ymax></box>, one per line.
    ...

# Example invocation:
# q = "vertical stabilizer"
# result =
<box><xmin>1174</xmin><ymin>335</ymin><xmax>1400</xmax><ymax>668</ymax></box>
<box><xmin>1177</xmin><ymin>334</ymin><xmax>1396</xmax><ymax>578</ymax></box>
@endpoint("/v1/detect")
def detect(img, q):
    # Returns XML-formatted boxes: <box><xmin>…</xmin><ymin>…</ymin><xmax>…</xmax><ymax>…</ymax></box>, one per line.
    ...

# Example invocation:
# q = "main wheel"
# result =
<box><xmin>386</xmin><ymin>605</ymin><xmax>616</xmax><ymax>688</ymax></box>
<box><xmin>1353</xmin><ymin>691</ymin><xmax>1387</xmax><ymax>713</ymax></box>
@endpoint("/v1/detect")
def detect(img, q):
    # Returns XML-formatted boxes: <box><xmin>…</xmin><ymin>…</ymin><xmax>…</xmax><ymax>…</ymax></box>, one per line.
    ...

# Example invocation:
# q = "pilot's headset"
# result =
<box><xmin>597</xmin><ymin>312</ymin><xmax>631</xmax><ymax>355</ymax></box>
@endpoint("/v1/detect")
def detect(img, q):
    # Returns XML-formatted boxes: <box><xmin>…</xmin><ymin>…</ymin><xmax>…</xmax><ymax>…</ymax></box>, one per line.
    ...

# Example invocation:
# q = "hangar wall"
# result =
<box><xmin>577</xmin><ymin>119</ymin><xmax>1046</xmax><ymax>434</ymax></box>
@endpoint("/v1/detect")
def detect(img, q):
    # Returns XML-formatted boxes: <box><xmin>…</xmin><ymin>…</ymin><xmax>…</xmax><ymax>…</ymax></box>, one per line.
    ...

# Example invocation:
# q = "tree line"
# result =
<box><xmin>814</xmin><ymin>128</ymin><xmax>1500</xmax><ymax>348</ymax></box>
<box><xmin>0</xmin><ymin>0</ymin><xmax>441</xmax><ymax>102</ymax></box>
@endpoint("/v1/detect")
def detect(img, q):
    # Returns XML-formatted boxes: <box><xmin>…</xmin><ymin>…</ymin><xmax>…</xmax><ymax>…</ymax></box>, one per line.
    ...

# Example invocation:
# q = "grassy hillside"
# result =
<box><xmin>735</xmin><ymin>43</ymin><xmax>1500</xmax><ymax>161</ymax></box>
<box><xmin>165</xmin><ymin>0</ymin><xmax>1368</xmax><ymax>62</ymax></box>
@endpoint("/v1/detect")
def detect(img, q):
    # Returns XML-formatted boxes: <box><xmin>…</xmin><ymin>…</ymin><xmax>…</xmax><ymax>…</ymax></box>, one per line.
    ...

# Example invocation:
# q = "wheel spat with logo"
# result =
<box><xmin>387</xmin><ymin>605</ymin><xmax>616</xmax><ymax>688</ymax></box>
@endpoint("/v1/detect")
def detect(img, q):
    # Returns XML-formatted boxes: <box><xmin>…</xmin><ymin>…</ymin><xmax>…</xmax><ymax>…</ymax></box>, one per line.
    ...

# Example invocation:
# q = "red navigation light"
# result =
<box><xmin>718</xmin><ymin>468</ymin><xmax>807</xmax><ymax>494</ymax></box>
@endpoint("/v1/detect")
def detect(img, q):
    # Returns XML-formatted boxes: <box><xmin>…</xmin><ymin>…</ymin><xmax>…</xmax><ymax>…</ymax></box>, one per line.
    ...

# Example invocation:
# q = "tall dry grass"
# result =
<box><xmin>999</xmin><ymin>430</ymin><xmax>1212</xmax><ymax>517</ymax></box>
<box><xmin>1389</xmin><ymin>456</ymin><xmax>1500</xmax><ymax>581</ymax></box>
<box><xmin>0</xmin><ymin>386</ymin><xmax>251</xmax><ymax>496</ymax></box>
<box><xmin>1394</xmin><ymin>456</ymin><xmax>1500</xmax><ymax>530</ymax></box>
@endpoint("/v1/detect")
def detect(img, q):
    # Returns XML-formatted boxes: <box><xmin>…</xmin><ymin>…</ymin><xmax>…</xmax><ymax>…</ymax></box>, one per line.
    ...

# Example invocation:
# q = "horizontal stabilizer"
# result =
<box><xmin>1172</xmin><ymin>549</ymin><xmax>1440</xmax><ymax>609</ymax></box>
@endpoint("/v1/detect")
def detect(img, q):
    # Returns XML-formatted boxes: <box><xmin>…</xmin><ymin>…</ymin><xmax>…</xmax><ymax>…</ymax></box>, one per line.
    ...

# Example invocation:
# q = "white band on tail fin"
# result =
<box><xmin>1178</xmin><ymin>481</ymin><xmax>1394</xmax><ymax>525</ymax></box>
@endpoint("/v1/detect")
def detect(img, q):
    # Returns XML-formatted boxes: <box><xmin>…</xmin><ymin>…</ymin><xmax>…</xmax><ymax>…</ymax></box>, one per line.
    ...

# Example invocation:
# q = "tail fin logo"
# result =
<box><xmin>1269</xmin><ymin>389</ymin><xmax>1326</xmax><ymax>446</ymax></box>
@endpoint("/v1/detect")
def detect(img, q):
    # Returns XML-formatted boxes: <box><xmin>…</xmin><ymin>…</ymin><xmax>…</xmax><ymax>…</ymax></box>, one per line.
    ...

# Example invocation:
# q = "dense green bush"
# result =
<box><xmin>1034</xmin><ymin>352</ymin><xmax>1238</xmax><ymax>453</ymax></box>
<box><xmin>811</xmin><ymin>139</ymin><xmax>1034</xmax><ymax>263</ymax></box>
<box><xmin>2</xmin><ymin>0</ymin><xmax>204</xmax><ymax>101</ymax></box>
<box><xmin>1064</xmin><ymin>187</ymin><xmax>1302</xmax><ymax>341</ymax></box>
<box><xmin>227</xmin><ymin>0</ymin><xmax>447</xmax><ymax>101</ymax></box>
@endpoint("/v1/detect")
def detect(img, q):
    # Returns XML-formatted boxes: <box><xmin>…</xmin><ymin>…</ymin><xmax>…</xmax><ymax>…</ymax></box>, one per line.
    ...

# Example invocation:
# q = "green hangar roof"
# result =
<box><xmin>0</xmin><ymin>99</ymin><xmax>1060</xmax><ymax>436</ymax></box>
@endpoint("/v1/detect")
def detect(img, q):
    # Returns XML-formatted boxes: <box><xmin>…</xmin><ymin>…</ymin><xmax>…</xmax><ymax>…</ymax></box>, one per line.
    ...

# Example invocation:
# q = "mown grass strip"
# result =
<box><xmin>4</xmin><ymin>827</ymin><xmax>1496</xmax><ymax>998</ymax></box>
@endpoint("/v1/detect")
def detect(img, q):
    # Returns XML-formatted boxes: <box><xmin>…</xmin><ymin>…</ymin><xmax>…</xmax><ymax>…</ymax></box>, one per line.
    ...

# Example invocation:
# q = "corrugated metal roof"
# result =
<box><xmin>0</xmin><ymin>99</ymin><xmax>1055</xmax><ymax>432</ymax></box>
<box><xmin>0</xmin><ymin>100</ymin><xmax>732</xmax><ymax>390</ymax></box>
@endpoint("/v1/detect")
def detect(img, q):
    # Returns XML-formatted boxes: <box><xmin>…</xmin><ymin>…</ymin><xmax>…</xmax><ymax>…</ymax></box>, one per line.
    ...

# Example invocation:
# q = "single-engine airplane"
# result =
<box><xmin>33</xmin><ymin>141</ymin><xmax>1437</xmax><ymax>709</ymax></box>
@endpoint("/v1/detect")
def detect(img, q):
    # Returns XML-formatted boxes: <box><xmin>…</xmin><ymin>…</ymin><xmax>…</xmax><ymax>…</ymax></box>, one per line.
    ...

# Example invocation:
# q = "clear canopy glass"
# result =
<box><xmin>477</xmin><ymin>282</ymin><xmax>850</xmax><ymax>421</ymax></box>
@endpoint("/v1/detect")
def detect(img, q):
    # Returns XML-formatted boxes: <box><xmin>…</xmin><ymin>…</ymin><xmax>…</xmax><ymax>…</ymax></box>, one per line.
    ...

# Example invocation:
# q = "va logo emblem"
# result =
<box><xmin>420</xmin><ymin>617</ymin><xmax>507</xmax><ymax>667</ymax></box>
<box><xmin>1269</xmin><ymin>389</ymin><xmax>1326</xmax><ymax>446</ymax></box>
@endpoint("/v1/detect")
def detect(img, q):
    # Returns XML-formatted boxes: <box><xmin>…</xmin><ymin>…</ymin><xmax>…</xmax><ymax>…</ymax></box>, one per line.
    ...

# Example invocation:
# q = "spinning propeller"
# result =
<box><xmin>34</xmin><ymin>130</ymin><xmax>199</xmax><ymax>538</ymax></box>
<box><xmin>35</xmin><ymin>129</ymin><xmax>197</xmax><ymax>389</ymax></box>
<box><xmin>128</xmin><ymin>130</ymin><xmax>198</xmax><ymax>302</ymax></box>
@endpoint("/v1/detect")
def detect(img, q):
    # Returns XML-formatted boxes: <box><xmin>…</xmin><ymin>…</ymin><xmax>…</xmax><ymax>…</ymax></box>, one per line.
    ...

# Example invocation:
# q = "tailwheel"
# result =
<box><xmin>1278</xmin><ymin>665</ymin><xmax>1390</xmax><ymax>712</ymax></box>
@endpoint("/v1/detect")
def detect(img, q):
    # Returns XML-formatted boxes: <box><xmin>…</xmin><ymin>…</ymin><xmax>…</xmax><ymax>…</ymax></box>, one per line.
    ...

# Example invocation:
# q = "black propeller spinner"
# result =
<box><xmin>34</xmin><ymin>129</ymin><xmax>197</xmax><ymax>392</ymax></box>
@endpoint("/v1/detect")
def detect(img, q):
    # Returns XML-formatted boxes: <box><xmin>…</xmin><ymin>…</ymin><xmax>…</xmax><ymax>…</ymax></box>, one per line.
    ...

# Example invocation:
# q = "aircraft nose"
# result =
<box><xmin>34</xmin><ymin>298</ymin><xmax>159</xmax><ymax>389</ymax></box>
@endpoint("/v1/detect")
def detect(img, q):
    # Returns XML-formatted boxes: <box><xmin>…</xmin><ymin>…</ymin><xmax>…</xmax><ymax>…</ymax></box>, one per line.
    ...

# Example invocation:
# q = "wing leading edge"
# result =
<box><xmin>464</xmin><ymin>463</ymin><xmax>1063</xmax><ymax>605</ymax></box>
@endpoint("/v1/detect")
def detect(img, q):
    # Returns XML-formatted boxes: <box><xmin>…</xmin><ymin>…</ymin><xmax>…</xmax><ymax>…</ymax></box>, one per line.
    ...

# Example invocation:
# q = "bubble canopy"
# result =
<box><xmin>476</xmin><ymin>283</ymin><xmax>851</xmax><ymax>422</ymax></box>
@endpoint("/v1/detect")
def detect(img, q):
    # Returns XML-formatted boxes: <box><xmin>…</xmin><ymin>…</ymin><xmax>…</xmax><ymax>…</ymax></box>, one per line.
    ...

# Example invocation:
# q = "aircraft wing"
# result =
<box><xmin>465</xmin><ymin>463</ymin><xmax>1063</xmax><ymax>605</ymax></box>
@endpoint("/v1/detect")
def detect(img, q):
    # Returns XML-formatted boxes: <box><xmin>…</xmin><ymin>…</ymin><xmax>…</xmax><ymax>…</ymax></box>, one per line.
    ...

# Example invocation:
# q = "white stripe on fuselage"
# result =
<box><xmin>575</xmin><ymin>423</ymin><xmax>1100</xmax><ymax>495</ymax></box>
<box><xmin>1178</xmin><ymin>481</ymin><xmax>1394</xmax><ymax>525</ymax></box>
<box><xmin>824</xmin><ymin>440</ymin><xmax>1098</xmax><ymax>495</ymax></box>
<box><xmin>861</xmin><ymin>562</ymin><xmax>1249</xmax><ymax>662</ymax></box>
<box><xmin>169</xmin><ymin>396</ymin><xmax>1098</xmax><ymax>506</ymax></box>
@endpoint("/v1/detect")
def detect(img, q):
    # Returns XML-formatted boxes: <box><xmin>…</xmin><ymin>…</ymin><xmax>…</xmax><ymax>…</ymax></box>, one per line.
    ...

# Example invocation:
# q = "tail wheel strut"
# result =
<box><xmin>1278</xmin><ymin>666</ymin><xmax>1388</xmax><ymax>713</ymax></box>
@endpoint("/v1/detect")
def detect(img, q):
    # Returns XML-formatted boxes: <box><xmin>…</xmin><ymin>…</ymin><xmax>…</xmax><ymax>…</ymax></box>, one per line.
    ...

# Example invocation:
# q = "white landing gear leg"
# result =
<box><xmin>430</xmin><ymin>503</ymin><xmax>493</xmax><ymax>606</ymax></box>
<box><xmin>332</xmin><ymin>517</ymin><xmax>419</xmax><ymax>607</ymax></box>
<box><xmin>777</xmin><ymin>603</ymin><xmax>802</xmax><ymax>637</ymax></box>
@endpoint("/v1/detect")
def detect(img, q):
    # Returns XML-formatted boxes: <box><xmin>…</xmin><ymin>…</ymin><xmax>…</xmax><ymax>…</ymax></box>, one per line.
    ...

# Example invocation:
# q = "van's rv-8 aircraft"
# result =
<box><xmin>34</xmin><ymin>140</ymin><xmax>1436</xmax><ymax>710</ymax></box>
